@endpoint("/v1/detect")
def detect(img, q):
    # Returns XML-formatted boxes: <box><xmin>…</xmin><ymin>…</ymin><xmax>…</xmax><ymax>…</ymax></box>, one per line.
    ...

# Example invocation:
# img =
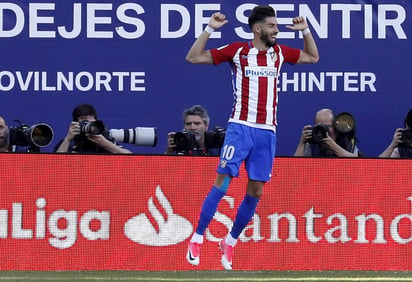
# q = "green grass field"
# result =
<box><xmin>0</xmin><ymin>271</ymin><xmax>412</xmax><ymax>282</ymax></box>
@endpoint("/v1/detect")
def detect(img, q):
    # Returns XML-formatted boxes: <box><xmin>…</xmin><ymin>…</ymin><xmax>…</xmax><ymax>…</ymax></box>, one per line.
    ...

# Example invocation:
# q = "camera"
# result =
<box><xmin>400</xmin><ymin>129</ymin><xmax>412</xmax><ymax>146</ymax></box>
<box><xmin>334</xmin><ymin>112</ymin><xmax>356</xmax><ymax>135</ymax></box>
<box><xmin>79</xmin><ymin>120</ymin><xmax>105</xmax><ymax>135</ymax></box>
<box><xmin>173</xmin><ymin>127</ymin><xmax>226</xmax><ymax>151</ymax></box>
<box><xmin>400</xmin><ymin>109</ymin><xmax>412</xmax><ymax>147</ymax></box>
<box><xmin>110</xmin><ymin>127</ymin><xmax>157</xmax><ymax>147</ymax></box>
<box><xmin>310</xmin><ymin>112</ymin><xmax>356</xmax><ymax>144</ymax></box>
<box><xmin>310</xmin><ymin>123</ymin><xmax>329</xmax><ymax>143</ymax></box>
<box><xmin>9</xmin><ymin>121</ymin><xmax>54</xmax><ymax>148</ymax></box>
<box><xmin>204</xmin><ymin>126</ymin><xmax>226</xmax><ymax>149</ymax></box>
<box><xmin>173</xmin><ymin>131</ymin><xmax>197</xmax><ymax>151</ymax></box>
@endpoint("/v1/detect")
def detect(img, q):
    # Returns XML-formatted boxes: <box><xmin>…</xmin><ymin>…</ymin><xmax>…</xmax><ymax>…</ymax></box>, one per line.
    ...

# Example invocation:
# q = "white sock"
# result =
<box><xmin>225</xmin><ymin>233</ymin><xmax>237</xmax><ymax>247</ymax></box>
<box><xmin>190</xmin><ymin>232</ymin><xmax>204</xmax><ymax>244</ymax></box>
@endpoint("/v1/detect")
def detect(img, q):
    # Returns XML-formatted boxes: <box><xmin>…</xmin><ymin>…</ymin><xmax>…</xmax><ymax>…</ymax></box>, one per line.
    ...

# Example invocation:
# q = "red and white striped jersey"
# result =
<box><xmin>210</xmin><ymin>42</ymin><xmax>300</xmax><ymax>129</ymax></box>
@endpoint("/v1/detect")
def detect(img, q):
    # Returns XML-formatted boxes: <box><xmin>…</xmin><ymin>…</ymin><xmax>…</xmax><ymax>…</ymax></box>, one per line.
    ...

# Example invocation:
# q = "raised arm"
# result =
<box><xmin>185</xmin><ymin>12</ymin><xmax>228</xmax><ymax>64</ymax></box>
<box><xmin>379</xmin><ymin>128</ymin><xmax>403</xmax><ymax>158</ymax></box>
<box><xmin>294</xmin><ymin>125</ymin><xmax>312</xmax><ymax>156</ymax></box>
<box><xmin>55</xmin><ymin>122</ymin><xmax>79</xmax><ymax>153</ymax></box>
<box><xmin>87</xmin><ymin>134</ymin><xmax>132</xmax><ymax>154</ymax></box>
<box><xmin>286</xmin><ymin>16</ymin><xmax>319</xmax><ymax>64</ymax></box>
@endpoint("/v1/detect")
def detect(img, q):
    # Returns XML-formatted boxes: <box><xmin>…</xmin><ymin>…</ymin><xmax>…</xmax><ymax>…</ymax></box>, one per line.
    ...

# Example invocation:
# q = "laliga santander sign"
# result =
<box><xmin>0</xmin><ymin>154</ymin><xmax>411</xmax><ymax>270</ymax></box>
<box><xmin>3</xmin><ymin>187</ymin><xmax>412</xmax><ymax>248</ymax></box>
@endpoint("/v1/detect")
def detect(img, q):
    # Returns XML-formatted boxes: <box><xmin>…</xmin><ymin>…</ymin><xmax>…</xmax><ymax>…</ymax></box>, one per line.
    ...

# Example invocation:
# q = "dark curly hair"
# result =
<box><xmin>248</xmin><ymin>5</ymin><xmax>276</xmax><ymax>29</ymax></box>
<box><xmin>72</xmin><ymin>104</ymin><xmax>98</xmax><ymax>121</ymax></box>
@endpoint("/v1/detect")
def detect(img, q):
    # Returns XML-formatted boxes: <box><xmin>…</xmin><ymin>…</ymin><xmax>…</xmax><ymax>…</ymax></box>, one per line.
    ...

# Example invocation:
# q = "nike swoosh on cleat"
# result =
<box><xmin>188</xmin><ymin>251</ymin><xmax>196</xmax><ymax>261</ymax></box>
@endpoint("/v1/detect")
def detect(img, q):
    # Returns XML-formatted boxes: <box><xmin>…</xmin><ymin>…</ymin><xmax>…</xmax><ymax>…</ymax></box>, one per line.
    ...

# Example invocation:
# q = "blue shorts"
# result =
<box><xmin>216</xmin><ymin>122</ymin><xmax>277</xmax><ymax>182</ymax></box>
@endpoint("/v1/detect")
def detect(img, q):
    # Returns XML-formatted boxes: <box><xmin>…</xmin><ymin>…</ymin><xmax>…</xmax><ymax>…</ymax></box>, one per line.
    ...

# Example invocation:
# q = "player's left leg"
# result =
<box><xmin>220</xmin><ymin>180</ymin><xmax>263</xmax><ymax>270</ymax></box>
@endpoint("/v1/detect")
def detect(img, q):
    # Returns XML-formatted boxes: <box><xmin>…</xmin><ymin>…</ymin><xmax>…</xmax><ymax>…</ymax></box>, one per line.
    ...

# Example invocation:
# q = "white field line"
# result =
<box><xmin>0</xmin><ymin>277</ymin><xmax>412</xmax><ymax>281</ymax></box>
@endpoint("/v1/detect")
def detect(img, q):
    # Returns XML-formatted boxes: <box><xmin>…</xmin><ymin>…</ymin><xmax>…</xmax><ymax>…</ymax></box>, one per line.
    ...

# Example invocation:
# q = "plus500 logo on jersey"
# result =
<box><xmin>245</xmin><ymin>66</ymin><xmax>277</xmax><ymax>77</ymax></box>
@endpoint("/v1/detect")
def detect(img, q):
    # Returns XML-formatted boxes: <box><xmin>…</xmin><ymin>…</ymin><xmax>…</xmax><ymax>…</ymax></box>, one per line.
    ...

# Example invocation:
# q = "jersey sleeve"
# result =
<box><xmin>210</xmin><ymin>42</ymin><xmax>244</xmax><ymax>65</ymax></box>
<box><xmin>278</xmin><ymin>44</ymin><xmax>300</xmax><ymax>64</ymax></box>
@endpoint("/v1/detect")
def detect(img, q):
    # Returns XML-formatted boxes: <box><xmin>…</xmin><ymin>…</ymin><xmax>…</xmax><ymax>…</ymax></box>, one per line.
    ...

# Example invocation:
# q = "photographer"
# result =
<box><xmin>0</xmin><ymin>116</ymin><xmax>10</xmax><ymax>152</ymax></box>
<box><xmin>379</xmin><ymin>109</ymin><xmax>412</xmax><ymax>158</ymax></box>
<box><xmin>294</xmin><ymin>108</ymin><xmax>362</xmax><ymax>157</ymax></box>
<box><xmin>165</xmin><ymin>105</ymin><xmax>222</xmax><ymax>156</ymax></box>
<box><xmin>54</xmin><ymin>104</ymin><xmax>131</xmax><ymax>154</ymax></box>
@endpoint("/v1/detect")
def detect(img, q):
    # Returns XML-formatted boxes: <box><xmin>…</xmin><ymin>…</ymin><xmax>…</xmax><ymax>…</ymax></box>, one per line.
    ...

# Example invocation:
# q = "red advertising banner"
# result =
<box><xmin>0</xmin><ymin>154</ymin><xmax>411</xmax><ymax>271</ymax></box>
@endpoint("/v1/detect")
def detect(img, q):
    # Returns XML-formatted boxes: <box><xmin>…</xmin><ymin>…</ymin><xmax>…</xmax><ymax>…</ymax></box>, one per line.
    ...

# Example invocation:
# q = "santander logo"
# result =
<box><xmin>124</xmin><ymin>185</ymin><xmax>193</xmax><ymax>246</ymax></box>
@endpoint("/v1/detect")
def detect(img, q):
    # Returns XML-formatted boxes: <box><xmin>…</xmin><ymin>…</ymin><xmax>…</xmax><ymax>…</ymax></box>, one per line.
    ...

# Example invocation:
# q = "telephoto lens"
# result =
<box><xmin>9</xmin><ymin>122</ymin><xmax>54</xmax><ymax>147</ymax></box>
<box><xmin>109</xmin><ymin>127</ymin><xmax>157</xmax><ymax>146</ymax></box>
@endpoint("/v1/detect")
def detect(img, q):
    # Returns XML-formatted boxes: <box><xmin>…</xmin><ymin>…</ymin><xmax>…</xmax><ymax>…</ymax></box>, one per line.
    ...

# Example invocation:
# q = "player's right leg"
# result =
<box><xmin>186</xmin><ymin>239</ymin><xmax>202</xmax><ymax>266</ymax></box>
<box><xmin>219</xmin><ymin>235</ymin><xmax>235</xmax><ymax>270</ymax></box>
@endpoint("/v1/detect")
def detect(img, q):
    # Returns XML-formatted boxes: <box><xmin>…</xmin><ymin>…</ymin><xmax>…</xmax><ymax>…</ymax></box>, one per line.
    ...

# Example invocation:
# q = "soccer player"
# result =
<box><xmin>185</xmin><ymin>5</ymin><xmax>319</xmax><ymax>270</ymax></box>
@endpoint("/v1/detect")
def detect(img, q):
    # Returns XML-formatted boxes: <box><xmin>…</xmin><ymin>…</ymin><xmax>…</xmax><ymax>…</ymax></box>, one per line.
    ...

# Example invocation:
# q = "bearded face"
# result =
<box><xmin>260</xmin><ymin>28</ymin><xmax>277</xmax><ymax>47</ymax></box>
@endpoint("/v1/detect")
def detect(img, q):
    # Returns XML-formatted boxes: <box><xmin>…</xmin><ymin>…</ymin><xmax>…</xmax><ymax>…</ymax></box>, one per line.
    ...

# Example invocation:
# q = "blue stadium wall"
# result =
<box><xmin>0</xmin><ymin>1</ymin><xmax>411</xmax><ymax>156</ymax></box>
